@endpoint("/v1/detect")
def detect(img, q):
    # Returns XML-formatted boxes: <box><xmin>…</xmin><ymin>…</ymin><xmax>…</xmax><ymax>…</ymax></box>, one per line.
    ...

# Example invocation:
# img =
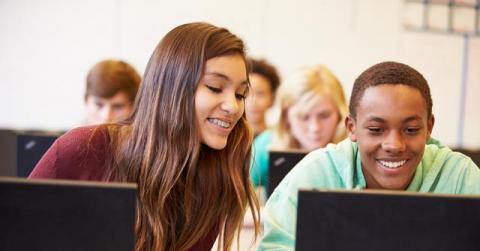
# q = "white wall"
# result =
<box><xmin>1</xmin><ymin>0</ymin><xmax>479</xmax><ymax>148</ymax></box>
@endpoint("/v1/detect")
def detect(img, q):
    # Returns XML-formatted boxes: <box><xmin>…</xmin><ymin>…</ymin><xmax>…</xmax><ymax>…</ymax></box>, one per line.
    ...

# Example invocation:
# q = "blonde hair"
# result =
<box><xmin>270</xmin><ymin>64</ymin><xmax>347</xmax><ymax>150</ymax></box>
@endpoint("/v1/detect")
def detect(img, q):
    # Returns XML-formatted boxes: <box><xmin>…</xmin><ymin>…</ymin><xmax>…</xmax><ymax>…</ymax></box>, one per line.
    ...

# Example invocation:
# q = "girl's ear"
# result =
<box><xmin>345</xmin><ymin>115</ymin><xmax>357</xmax><ymax>142</ymax></box>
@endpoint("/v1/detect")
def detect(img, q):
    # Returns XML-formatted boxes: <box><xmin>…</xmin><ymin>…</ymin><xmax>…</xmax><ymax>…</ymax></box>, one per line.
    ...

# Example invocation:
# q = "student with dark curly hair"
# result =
<box><xmin>245</xmin><ymin>58</ymin><xmax>281</xmax><ymax>137</ymax></box>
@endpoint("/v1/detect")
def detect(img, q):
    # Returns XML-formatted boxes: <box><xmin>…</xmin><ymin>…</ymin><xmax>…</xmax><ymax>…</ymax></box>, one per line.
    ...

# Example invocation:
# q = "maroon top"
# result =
<box><xmin>29</xmin><ymin>125</ymin><xmax>219</xmax><ymax>251</ymax></box>
<box><xmin>29</xmin><ymin>125</ymin><xmax>109</xmax><ymax>180</ymax></box>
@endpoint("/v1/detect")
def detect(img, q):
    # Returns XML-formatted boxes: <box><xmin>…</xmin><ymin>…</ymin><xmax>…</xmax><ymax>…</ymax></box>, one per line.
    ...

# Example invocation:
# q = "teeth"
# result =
<box><xmin>208</xmin><ymin>118</ymin><xmax>230</xmax><ymax>128</ymax></box>
<box><xmin>379</xmin><ymin>160</ymin><xmax>406</xmax><ymax>169</ymax></box>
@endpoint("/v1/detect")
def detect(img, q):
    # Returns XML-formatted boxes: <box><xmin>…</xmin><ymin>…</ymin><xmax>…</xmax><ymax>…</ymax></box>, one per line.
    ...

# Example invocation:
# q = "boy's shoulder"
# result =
<box><xmin>284</xmin><ymin>139</ymin><xmax>359</xmax><ymax>188</ymax></box>
<box><xmin>420</xmin><ymin>139</ymin><xmax>480</xmax><ymax>193</ymax></box>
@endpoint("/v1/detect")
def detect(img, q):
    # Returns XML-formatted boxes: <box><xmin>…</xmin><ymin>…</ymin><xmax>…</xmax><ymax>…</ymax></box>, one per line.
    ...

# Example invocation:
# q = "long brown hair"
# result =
<box><xmin>105</xmin><ymin>22</ymin><xmax>259</xmax><ymax>250</ymax></box>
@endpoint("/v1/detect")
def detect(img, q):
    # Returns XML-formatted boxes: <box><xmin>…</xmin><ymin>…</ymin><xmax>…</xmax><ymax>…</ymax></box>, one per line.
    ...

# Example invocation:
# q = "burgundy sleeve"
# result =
<box><xmin>28</xmin><ymin>126</ymin><xmax>109</xmax><ymax>181</ymax></box>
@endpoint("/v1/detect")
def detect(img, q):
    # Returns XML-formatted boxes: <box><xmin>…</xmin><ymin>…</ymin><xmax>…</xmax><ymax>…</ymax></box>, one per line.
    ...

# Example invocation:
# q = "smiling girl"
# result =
<box><xmin>29</xmin><ymin>22</ymin><xmax>260</xmax><ymax>251</ymax></box>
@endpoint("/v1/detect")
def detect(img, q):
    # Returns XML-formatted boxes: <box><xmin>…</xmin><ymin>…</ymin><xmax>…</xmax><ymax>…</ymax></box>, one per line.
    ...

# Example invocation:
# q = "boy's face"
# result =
<box><xmin>345</xmin><ymin>84</ymin><xmax>434</xmax><ymax>190</ymax></box>
<box><xmin>85</xmin><ymin>91</ymin><xmax>133</xmax><ymax>125</ymax></box>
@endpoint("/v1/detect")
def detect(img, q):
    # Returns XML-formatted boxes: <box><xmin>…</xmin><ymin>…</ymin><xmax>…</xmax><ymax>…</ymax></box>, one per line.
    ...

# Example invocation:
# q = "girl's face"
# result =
<box><xmin>195</xmin><ymin>54</ymin><xmax>248</xmax><ymax>150</ymax></box>
<box><xmin>287</xmin><ymin>94</ymin><xmax>340</xmax><ymax>151</ymax></box>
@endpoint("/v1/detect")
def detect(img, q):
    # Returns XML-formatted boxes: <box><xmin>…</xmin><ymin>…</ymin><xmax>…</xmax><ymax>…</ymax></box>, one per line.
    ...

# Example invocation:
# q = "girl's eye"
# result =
<box><xmin>318</xmin><ymin>112</ymin><xmax>332</xmax><ymax>120</ymax></box>
<box><xmin>206</xmin><ymin>85</ymin><xmax>222</xmax><ymax>93</ymax></box>
<box><xmin>235</xmin><ymin>93</ymin><xmax>246</xmax><ymax>100</ymax></box>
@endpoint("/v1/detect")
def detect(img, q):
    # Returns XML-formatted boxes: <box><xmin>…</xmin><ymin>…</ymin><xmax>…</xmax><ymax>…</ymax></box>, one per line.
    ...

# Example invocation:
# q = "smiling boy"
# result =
<box><xmin>259</xmin><ymin>61</ymin><xmax>480</xmax><ymax>250</ymax></box>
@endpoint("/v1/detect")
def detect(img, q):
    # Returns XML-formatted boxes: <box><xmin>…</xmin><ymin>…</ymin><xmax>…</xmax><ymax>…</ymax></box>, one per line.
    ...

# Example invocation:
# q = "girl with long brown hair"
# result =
<box><xmin>29</xmin><ymin>22</ymin><xmax>260</xmax><ymax>251</ymax></box>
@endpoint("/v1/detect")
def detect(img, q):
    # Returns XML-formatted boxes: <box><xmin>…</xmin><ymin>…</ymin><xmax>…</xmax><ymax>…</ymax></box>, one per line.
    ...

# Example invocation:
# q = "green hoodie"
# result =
<box><xmin>259</xmin><ymin>138</ymin><xmax>480</xmax><ymax>250</ymax></box>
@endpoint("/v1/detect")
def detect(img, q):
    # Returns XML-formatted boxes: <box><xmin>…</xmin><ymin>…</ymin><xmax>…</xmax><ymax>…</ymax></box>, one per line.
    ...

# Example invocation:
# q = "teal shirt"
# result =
<box><xmin>259</xmin><ymin>138</ymin><xmax>480</xmax><ymax>250</ymax></box>
<box><xmin>251</xmin><ymin>130</ymin><xmax>273</xmax><ymax>188</ymax></box>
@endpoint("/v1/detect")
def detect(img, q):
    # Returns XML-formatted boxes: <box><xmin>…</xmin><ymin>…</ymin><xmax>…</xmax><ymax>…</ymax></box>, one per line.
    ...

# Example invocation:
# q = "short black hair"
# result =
<box><xmin>349</xmin><ymin>61</ymin><xmax>432</xmax><ymax>119</ymax></box>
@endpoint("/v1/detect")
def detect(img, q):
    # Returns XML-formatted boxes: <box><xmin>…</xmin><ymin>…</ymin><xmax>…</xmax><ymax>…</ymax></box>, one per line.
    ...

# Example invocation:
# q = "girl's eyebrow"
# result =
<box><xmin>205</xmin><ymin>72</ymin><xmax>229</xmax><ymax>80</ymax></box>
<box><xmin>205</xmin><ymin>71</ymin><xmax>248</xmax><ymax>85</ymax></box>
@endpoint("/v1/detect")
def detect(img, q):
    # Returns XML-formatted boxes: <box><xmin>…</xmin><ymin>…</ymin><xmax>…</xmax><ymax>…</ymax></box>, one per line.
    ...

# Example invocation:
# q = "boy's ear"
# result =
<box><xmin>427</xmin><ymin>114</ymin><xmax>435</xmax><ymax>139</ymax></box>
<box><xmin>345</xmin><ymin>115</ymin><xmax>357</xmax><ymax>142</ymax></box>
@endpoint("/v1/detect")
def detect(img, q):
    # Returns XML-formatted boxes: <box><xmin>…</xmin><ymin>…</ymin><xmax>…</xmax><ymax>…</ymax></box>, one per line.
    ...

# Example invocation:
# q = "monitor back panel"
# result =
<box><xmin>0</xmin><ymin>178</ymin><xmax>136</xmax><ymax>251</ymax></box>
<box><xmin>0</xmin><ymin>129</ymin><xmax>16</xmax><ymax>176</ymax></box>
<box><xmin>296</xmin><ymin>190</ymin><xmax>480</xmax><ymax>251</ymax></box>
<box><xmin>267</xmin><ymin>151</ymin><xmax>306</xmax><ymax>197</ymax></box>
<box><xmin>16</xmin><ymin>134</ymin><xmax>58</xmax><ymax>177</ymax></box>
<box><xmin>0</xmin><ymin>129</ymin><xmax>61</xmax><ymax>177</ymax></box>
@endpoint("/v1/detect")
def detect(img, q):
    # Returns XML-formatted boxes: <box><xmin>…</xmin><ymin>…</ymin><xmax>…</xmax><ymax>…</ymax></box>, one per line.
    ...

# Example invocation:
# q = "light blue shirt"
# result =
<box><xmin>259</xmin><ymin>138</ymin><xmax>480</xmax><ymax>250</ymax></box>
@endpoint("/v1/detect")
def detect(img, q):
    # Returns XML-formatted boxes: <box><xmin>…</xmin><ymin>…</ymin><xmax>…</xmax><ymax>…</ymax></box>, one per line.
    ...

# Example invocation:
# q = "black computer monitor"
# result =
<box><xmin>0</xmin><ymin>129</ymin><xmax>62</xmax><ymax>177</ymax></box>
<box><xmin>0</xmin><ymin>177</ymin><xmax>137</xmax><ymax>251</ymax></box>
<box><xmin>267</xmin><ymin>150</ymin><xmax>307</xmax><ymax>197</ymax></box>
<box><xmin>296</xmin><ymin>189</ymin><xmax>480</xmax><ymax>251</ymax></box>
